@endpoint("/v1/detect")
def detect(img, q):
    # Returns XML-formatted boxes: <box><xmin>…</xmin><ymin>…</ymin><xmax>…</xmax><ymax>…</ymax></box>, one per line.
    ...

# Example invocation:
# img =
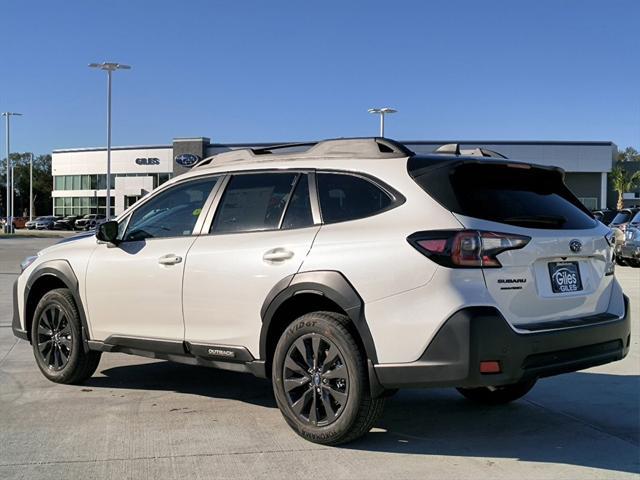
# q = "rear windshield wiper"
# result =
<box><xmin>503</xmin><ymin>215</ymin><xmax>567</xmax><ymax>227</ymax></box>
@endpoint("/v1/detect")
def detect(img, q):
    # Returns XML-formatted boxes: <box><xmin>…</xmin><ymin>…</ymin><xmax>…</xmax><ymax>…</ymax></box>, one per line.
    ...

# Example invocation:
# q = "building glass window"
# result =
<box><xmin>64</xmin><ymin>176</ymin><xmax>73</xmax><ymax>190</ymax></box>
<box><xmin>54</xmin><ymin>176</ymin><xmax>64</xmax><ymax>190</ymax></box>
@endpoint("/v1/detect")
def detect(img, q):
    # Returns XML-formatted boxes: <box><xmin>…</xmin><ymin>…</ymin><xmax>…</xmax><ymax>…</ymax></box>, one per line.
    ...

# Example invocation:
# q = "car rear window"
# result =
<box><xmin>409</xmin><ymin>159</ymin><xmax>597</xmax><ymax>230</ymax></box>
<box><xmin>611</xmin><ymin>211</ymin><xmax>632</xmax><ymax>225</ymax></box>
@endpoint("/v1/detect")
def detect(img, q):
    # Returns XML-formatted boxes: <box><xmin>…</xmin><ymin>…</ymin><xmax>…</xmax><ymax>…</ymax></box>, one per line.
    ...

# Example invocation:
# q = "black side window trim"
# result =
<box><xmin>315</xmin><ymin>170</ymin><xmax>406</xmax><ymax>225</ymax></box>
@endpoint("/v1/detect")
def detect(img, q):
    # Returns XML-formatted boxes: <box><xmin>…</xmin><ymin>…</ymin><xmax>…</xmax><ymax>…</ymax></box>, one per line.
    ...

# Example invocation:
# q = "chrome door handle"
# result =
<box><xmin>158</xmin><ymin>254</ymin><xmax>183</xmax><ymax>265</ymax></box>
<box><xmin>263</xmin><ymin>248</ymin><xmax>295</xmax><ymax>263</ymax></box>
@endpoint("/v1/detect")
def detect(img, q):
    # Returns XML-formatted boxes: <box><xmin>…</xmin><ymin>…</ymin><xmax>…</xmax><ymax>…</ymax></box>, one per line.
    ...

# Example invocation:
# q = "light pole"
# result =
<box><xmin>367</xmin><ymin>107</ymin><xmax>397</xmax><ymax>137</ymax></box>
<box><xmin>89</xmin><ymin>62</ymin><xmax>131</xmax><ymax>220</ymax></box>
<box><xmin>2</xmin><ymin>112</ymin><xmax>22</xmax><ymax>233</ymax></box>
<box><xmin>29</xmin><ymin>152</ymin><xmax>33</xmax><ymax>221</ymax></box>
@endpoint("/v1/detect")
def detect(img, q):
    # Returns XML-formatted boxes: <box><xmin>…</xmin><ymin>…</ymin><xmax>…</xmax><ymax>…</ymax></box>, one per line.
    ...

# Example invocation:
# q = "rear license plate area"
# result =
<box><xmin>548</xmin><ymin>261</ymin><xmax>583</xmax><ymax>293</ymax></box>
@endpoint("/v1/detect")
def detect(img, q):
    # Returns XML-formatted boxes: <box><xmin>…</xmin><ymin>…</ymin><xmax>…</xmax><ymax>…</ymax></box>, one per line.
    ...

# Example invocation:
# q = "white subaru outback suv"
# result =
<box><xmin>12</xmin><ymin>138</ymin><xmax>631</xmax><ymax>445</ymax></box>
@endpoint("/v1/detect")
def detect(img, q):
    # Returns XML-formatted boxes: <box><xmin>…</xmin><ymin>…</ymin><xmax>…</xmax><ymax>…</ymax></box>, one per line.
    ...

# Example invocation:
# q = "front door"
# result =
<box><xmin>85</xmin><ymin>176</ymin><xmax>220</xmax><ymax>341</ymax></box>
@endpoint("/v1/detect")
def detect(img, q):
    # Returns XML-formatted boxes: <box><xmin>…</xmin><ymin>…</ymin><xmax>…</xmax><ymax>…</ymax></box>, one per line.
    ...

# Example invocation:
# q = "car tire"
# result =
<box><xmin>272</xmin><ymin>311</ymin><xmax>385</xmax><ymax>445</ymax></box>
<box><xmin>30</xmin><ymin>288</ymin><xmax>101</xmax><ymax>384</ymax></box>
<box><xmin>456</xmin><ymin>379</ymin><xmax>537</xmax><ymax>405</ymax></box>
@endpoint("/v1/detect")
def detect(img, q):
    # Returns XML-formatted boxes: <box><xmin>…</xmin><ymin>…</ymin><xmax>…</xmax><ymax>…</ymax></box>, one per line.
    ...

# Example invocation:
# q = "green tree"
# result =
<box><xmin>617</xmin><ymin>147</ymin><xmax>640</xmax><ymax>163</ymax></box>
<box><xmin>610</xmin><ymin>162</ymin><xmax>640</xmax><ymax>210</ymax></box>
<box><xmin>0</xmin><ymin>153</ymin><xmax>52</xmax><ymax>218</ymax></box>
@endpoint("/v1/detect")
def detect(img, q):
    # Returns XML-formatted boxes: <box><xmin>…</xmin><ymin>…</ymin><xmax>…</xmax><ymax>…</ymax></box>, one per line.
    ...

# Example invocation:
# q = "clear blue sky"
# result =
<box><xmin>1</xmin><ymin>0</ymin><xmax>638</xmax><ymax>155</ymax></box>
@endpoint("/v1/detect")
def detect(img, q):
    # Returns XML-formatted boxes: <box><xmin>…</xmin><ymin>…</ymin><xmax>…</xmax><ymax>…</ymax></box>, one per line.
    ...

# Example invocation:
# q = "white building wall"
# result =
<box><xmin>52</xmin><ymin>147</ymin><xmax>173</xmax><ymax>176</ymax></box>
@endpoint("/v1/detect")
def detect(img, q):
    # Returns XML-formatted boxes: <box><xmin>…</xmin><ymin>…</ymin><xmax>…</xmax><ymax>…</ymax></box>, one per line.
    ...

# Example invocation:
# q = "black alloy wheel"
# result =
<box><xmin>283</xmin><ymin>333</ymin><xmax>349</xmax><ymax>426</ymax></box>
<box><xmin>36</xmin><ymin>305</ymin><xmax>73</xmax><ymax>371</ymax></box>
<box><xmin>31</xmin><ymin>288</ymin><xmax>102</xmax><ymax>384</ymax></box>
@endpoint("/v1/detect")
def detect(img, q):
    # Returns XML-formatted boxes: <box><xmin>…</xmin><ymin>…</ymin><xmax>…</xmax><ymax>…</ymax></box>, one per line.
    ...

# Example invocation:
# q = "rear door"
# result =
<box><xmin>412</xmin><ymin>161</ymin><xmax>615</xmax><ymax>327</ymax></box>
<box><xmin>182</xmin><ymin>171</ymin><xmax>320</xmax><ymax>357</ymax></box>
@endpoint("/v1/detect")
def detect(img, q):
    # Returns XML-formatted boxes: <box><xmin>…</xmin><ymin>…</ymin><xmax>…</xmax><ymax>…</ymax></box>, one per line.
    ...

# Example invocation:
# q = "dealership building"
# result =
<box><xmin>51</xmin><ymin>137</ymin><xmax>617</xmax><ymax>217</ymax></box>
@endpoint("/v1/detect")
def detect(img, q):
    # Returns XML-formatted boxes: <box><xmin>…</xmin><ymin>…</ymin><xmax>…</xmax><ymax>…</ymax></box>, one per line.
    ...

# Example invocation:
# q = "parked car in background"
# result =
<box><xmin>610</xmin><ymin>208</ymin><xmax>640</xmax><ymax>265</ymax></box>
<box><xmin>25</xmin><ymin>217</ymin><xmax>45</xmax><ymax>230</ymax></box>
<box><xmin>74</xmin><ymin>214</ymin><xmax>106</xmax><ymax>231</ymax></box>
<box><xmin>35</xmin><ymin>216</ymin><xmax>60</xmax><ymax>230</ymax></box>
<box><xmin>54</xmin><ymin>215</ymin><xmax>79</xmax><ymax>230</ymax></box>
<box><xmin>618</xmin><ymin>227</ymin><xmax>640</xmax><ymax>267</ymax></box>
<box><xmin>627</xmin><ymin>210</ymin><xmax>640</xmax><ymax>230</ymax></box>
<box><xmin>11</xmin><ymin>217</ymin><xmax>28</xmax><ymax>229</ymax></box>
<box><xmin>609</xmin><ymin>207</ymin><xmax>640</xmax><ymax>232</ymax></box>
<box><xmin>592</xmin><ymin>209</ymin><xmax>618</xmax><ymax>225</ymax></box>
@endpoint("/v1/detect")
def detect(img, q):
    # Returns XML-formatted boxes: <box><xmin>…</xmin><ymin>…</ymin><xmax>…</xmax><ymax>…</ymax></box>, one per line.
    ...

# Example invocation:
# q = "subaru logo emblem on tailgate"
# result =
<box><xmin>569</xmin><ymin>239</ymin><xmax>582</xmax><ymax>253</ymax></box>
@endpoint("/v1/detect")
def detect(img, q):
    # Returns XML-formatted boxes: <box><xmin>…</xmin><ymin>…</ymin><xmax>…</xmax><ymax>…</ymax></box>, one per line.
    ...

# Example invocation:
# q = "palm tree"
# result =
<box><xmin>610</xmin><ymin>164</ymin><xmax>640</xmax><ymax>210</ymax></box>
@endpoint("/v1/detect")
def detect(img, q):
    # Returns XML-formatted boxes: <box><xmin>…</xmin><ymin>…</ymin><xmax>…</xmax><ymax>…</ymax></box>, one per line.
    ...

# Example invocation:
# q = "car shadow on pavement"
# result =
<box><xmin>350</xmin><ymin>371</ymin><xmax>640</xmax><ymax>475</ymax></box>
<box><xmin>88</xmin><ymin>361</ymin><xmax>639</xmax><ymax>474</ymax></box>
<box><xmin>85</xmin><ymin>359</ymin><xmax>277</xmax><ymax>408</ymax></box>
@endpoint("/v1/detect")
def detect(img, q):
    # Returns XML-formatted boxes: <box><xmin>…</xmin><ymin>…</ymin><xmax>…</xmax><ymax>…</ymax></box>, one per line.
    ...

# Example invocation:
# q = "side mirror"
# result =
<box><xmin>96</xmin><ymin>220</ymin><xmax>119</xmax><ymax>244</ymax></box>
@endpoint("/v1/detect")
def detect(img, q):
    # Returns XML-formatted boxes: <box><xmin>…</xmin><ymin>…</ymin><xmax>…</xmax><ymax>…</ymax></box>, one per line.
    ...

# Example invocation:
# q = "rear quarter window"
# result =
<box><xmin>409</xmin><ymin>159</ymin><xmax>597</xmax><ymax>230</ymax></box>
<box><xmin>317</xmin><ymin>173</ymin><xmax>398</xmax><ymax>224</ymax></box>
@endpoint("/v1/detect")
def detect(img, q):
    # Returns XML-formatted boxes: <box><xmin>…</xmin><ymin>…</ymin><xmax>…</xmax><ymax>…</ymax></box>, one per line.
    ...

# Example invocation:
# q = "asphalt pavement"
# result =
<box><xmin>0</xmin><ymin>236</ymin><xmax>638</xmax><ymax>479</ymax></box>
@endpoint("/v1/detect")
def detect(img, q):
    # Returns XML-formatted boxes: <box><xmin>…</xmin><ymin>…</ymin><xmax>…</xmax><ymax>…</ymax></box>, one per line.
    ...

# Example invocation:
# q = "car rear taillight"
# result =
<box><xmin>408</xmin><ymin>230</ymin><xmax>530</xmax><ymax>268</ymax></box>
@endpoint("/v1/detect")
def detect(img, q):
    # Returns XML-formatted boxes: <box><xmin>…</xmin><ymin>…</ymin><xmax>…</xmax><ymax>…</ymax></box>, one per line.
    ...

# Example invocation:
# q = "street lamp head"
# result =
<box><xmin>368</xmin><ymin>107</ymin><xmax>397</xmax><ymax>115</ymax></box>
<box><xmin>89</xmin><ymin>62</ymin><xmax>132</xmax><ymax>71</ymax></box>
<box><xmin>1</xmin><ymin>112</ymin><xmax>23</xmax><ymax>117</ymax></box>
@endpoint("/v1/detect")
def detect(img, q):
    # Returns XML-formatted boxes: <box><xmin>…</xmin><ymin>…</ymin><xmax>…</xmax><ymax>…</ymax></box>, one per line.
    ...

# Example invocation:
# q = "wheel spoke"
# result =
<box><xmin>284</xmin><ymin>356</ymin><xmax>308</xmax><ymax>377</ymax></box>
<box><xmin>308</xmin><ymin>389</ymin><xmax>318</xmax><ymax>424</ymax></box>
<box><xmin>283</xmin><ymin>376</ymin><xmax>310</xmax><ymax>392</ymax></box>
<box><xmin>47</xmin><ymin>345</ymin><xmax>56</xmax><ymax>367</ymax></box>
<box><xmin>38</xmin><ymin>324</ymin><xmax>53</xmax><ymax>337</ymax></box>
<box><xmin>52</xmin><ymin>308</ymin><xmax>60</xmax><ymax>331</ymax></box>
<box><xmin>290</xmin><ymin>389</ymin><xmax>312</xmax><ymax>416</ymax></box>
<box><xmin>59</xmin><ymin>336</ymin><xmax>72</xmax><ymax>349</ymax></box>
<box><xmin>293</xmin><ymin>338</ymin><xmax>312</xmax><ymax>370</ymax></box>
<box><xmin>321</xmin><ymin>391</ymin><xmax>337</xmax><ymax>422</ymax></box>
<box><xmin>311</xmin><ymin>336</ymin><xmax>321</xmax><ymax>369</ymax></box>
<box><xmin>38</xmin><ymin>340</ymin><xmax>52</xmax><ymax>355</ymax></box>
<box><xmin>41</xmin><ymin>311</ymin><xmax>52</xmax><ymax>331</ymax></box>
<box><xmin>323</xmin><ymin>363</ymin><xmax>346</xmax><ymax>380</ymax></box>
<box><xmin>58</xmin><ymin>346</ymin><xmax>69</xmax><ymax>365</ymax></box>
<box><xmin>327</xmin><ymin>385</ymin><xmax>347</xmax><ymax>406</ymax></box>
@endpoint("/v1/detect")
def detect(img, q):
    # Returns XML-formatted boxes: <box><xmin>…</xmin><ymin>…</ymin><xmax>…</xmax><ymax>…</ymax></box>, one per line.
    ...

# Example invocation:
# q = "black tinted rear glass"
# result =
<box><xmin>318</xmin><ymin>173</ymin><xmax>392</xmax><ymax>224</ymax></box>
<box><xmin>409</xmin><ymin>160</ymin><xmax>597</xmax><ymax>230</ymax></box>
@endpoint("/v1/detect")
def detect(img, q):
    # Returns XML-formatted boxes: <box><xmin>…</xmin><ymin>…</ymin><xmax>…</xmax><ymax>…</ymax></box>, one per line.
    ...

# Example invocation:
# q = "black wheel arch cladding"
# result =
<box><xmin>260</xmin><ymin>270</ymin><xmax>379</xmax><ymax>363</ymax></box>
<box><xmin>23</xmin><ymin>259</ymin><xmax>91</xmax><ymax>349</ymax></box>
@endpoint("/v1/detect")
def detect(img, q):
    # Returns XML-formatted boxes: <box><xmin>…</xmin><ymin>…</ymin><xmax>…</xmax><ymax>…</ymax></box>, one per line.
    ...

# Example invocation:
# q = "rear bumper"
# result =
<box><xmin>373</xmin><ymin>296</ymin><xmax>631</xmax><ymax>389</ymax></box>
